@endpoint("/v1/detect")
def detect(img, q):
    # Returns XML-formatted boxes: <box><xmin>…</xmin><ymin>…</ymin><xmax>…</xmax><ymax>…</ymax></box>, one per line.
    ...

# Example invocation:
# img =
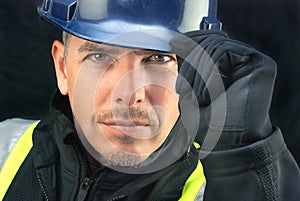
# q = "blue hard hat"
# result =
<box><xmin>37</xmin><ymin>0</ymin><xmax>222</xmax><ymax>52</ymax></box>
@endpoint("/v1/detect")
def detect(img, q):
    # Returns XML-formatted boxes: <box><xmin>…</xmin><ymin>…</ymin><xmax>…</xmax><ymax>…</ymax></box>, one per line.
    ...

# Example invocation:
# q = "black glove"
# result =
<box><xmin>170</xmin><ymin>30</ymin><xmax>277</xmax><ymax>150</ymax></box>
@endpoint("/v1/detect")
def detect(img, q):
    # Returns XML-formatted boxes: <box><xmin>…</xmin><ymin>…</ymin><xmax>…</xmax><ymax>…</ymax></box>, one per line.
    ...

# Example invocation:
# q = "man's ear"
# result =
<box><xmin>52</xmin><ymin>40</ymin><xmax>68</xmax><ymax>95</ymax></box>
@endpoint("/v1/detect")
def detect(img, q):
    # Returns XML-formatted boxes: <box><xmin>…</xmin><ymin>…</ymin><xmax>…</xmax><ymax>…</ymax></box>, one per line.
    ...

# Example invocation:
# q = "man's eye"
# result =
<box><xmin>148</xmin><ymin>55</ymin><xmax>172</xmax><ymax>63</ymax></box>
<box><xmin>88</xmin><ymin>53</ymin><xmax>109</xmax><ymax>62</ymax></box>
<box><xmin>86</xmin><ymin>53</ymin><xmax>116</xmax><ymax>68</ymax></box>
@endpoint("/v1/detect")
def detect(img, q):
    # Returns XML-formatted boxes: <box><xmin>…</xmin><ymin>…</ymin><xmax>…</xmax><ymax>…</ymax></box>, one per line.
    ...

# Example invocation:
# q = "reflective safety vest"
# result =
<box><xmin>0</xmin><ymin>119</ymin><xmax>206</xmax><ymax>201</ymax></box>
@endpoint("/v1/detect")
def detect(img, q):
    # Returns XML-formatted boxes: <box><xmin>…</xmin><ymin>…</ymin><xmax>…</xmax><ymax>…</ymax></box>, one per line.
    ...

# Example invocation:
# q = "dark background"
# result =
<box><xmin>1</xmin><ymin>0</ymin><xmax>299</xmax><ymax>165</ymax></box>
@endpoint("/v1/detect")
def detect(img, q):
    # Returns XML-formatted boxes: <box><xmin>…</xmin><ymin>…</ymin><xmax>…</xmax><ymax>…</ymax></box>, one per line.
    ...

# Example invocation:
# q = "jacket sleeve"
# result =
<box><xmin>199</xmin><ymin>127</ymin><xmax>300</xmax><ymax>201</ymax></box>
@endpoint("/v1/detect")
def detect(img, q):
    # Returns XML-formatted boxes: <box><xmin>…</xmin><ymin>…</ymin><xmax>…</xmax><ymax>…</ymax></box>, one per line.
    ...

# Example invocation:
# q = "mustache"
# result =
<box><xmin>96</xmin><ymin>107</ymin><xmax>159</xmax><ymax>126</ymax></box>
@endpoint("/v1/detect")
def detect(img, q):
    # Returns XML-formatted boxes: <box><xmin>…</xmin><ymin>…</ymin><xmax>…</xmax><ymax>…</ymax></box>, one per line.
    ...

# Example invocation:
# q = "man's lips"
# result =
<box><xmin>98</xmin><ymin>119</ymin><xmax>158</xmax><ymax>139</ymax></box>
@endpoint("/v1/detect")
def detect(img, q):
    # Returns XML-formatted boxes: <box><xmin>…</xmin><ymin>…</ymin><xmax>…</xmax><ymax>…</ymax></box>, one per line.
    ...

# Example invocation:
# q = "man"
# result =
<box><xmin>0</xmin><ymin>0</ymin><xmax>300</xmax><ymax>200</ymax></box>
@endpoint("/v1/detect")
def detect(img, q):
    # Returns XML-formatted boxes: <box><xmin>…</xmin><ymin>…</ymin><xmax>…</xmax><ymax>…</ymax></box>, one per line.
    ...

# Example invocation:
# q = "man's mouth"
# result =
<box><xmin>95</xmin><ymin>107</ymin><xmax>160</xmax><ymax>138</ymax></box>
<box><xmin>98</xmin><ymin>119</ymin><xmax>158</xmax><ymax>139</ymax></box>
<box><xmin>101</xmin><ymin>119</ymin><xmax>151</xmax><ymax>127</ymax></box>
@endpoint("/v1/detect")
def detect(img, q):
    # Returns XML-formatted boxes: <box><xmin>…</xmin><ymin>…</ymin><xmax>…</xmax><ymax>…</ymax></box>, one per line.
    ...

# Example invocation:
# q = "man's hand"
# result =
<box><xmin>170</xmin><ymin>30</ymin><xmax>277</xmax><ymax>151</ymax></box>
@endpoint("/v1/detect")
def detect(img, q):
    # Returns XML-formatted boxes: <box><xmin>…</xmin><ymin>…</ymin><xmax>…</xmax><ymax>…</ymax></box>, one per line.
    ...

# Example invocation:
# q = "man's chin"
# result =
<box><xmin>99</xmin><ymin>151</ymin><xmax>149</xmax><ymax>167</ymax></box>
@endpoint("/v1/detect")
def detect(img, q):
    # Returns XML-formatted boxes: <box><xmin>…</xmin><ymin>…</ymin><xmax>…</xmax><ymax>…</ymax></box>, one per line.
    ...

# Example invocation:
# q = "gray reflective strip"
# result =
<box><xmin>0</xmin><ymin>118</ymin><xmax>37</xmax><ymax>170</ymax></box>
<box><xmin>194</xmin><ymin>181</ymin><xmax>206</xmax><ymax>201</ymax></box>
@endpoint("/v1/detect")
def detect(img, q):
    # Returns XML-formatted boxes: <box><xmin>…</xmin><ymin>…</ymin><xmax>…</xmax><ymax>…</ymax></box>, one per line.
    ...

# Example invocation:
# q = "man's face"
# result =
<box><xmin>52</xmin><ymin>35</ymin><xmax>179</xmax><ymax>167</ymax></box>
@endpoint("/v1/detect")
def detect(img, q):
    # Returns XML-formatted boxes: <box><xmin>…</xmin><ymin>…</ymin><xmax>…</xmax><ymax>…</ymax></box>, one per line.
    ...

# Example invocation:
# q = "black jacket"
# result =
<box><xmin>3</xmin><ymin>93</ymin><xmax>300</xmax><ymax>201</ymax></box>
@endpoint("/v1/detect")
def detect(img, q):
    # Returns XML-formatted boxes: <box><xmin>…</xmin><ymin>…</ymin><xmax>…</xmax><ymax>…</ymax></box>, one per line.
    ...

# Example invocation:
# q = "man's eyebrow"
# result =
<box><xmin>78</xmin><ymin>42</ymin><xmax>99</xmax><ymax>52</ymax></box>
<box><xmin>77</xmin><ymin>42</ymin><xmax>121</xmax><ymax>54</ymax></box>
<box><xmin>77</xmin><ymin>42</ymin><xmax>171</xmax><ymax>57</ymax></box>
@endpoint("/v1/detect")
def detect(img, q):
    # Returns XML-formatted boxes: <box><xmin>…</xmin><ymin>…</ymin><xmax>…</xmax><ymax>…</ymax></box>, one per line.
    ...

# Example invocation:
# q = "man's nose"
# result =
<box><xmin>115</xmin><ymin>87</ymin><xmax>146</xmax><ymax>106</ymax></box>
<box><xmin>113</xmin><ymin>55</ymin><xmax>147</xmax><ymax>106</ymax></box>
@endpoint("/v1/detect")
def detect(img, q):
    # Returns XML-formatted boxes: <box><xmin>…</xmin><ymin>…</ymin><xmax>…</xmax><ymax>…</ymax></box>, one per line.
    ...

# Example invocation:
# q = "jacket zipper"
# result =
<box><xmin>77</xmin><ymin>177</ymin><xmax>93</xmax><ymax>201</ymax></box>
<box><xmin>107</xmin><ymin>194</ymin><xmax>126</xmax><ymax>201</ymax></box>
<box><xmin>37</xmin><ymin>174</ymin><xmax>50</xmax><ymax>201</ymax></box>
<box><xmin>74</xmin><ymin>142</ymin><xmax>93</xmax><ymax>201</ymax></box>
<box><xmin>72</xmin><ymin>139</ymin><xmax>126</xmax><ymax>201</ymax></box>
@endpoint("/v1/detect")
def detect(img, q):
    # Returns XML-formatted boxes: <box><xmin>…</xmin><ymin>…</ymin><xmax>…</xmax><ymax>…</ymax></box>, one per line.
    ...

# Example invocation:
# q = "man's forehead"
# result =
<box><xmin>70</xmin><ymin>35</ymin><xmax>173</xmax><ymax>55</ymax></box>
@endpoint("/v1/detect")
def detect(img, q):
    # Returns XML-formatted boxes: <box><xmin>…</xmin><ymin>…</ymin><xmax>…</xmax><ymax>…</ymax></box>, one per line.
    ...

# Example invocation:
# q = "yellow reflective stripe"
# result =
<box><xmin>179</xmin><ymin>160</ymin><xmax>205</xmax><ymax>201</ymax></box>
<box><xmin>0</xmin><ymin>121</ymin><xmax>39</xmax><ymax>201</ymax></box>
<box><xmin>193</xmin><ymin>142</ymin><xmax>201</xmax><ymax>149</ymax></box>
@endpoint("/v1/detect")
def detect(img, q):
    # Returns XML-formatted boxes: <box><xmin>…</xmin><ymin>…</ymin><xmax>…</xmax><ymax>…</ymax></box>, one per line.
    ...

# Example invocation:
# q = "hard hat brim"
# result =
<box><xmin>38</xmin><ymin>7</ymin><xmax>181</xmax><ymax>52</ymax></box>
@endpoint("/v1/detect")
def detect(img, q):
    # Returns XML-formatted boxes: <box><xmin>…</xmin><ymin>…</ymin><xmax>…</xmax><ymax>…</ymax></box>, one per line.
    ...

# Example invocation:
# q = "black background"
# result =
<box><xmin>1</xmin><ymin>0</ymin><xmax>299</xmax><ymax>165</ymax></box>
